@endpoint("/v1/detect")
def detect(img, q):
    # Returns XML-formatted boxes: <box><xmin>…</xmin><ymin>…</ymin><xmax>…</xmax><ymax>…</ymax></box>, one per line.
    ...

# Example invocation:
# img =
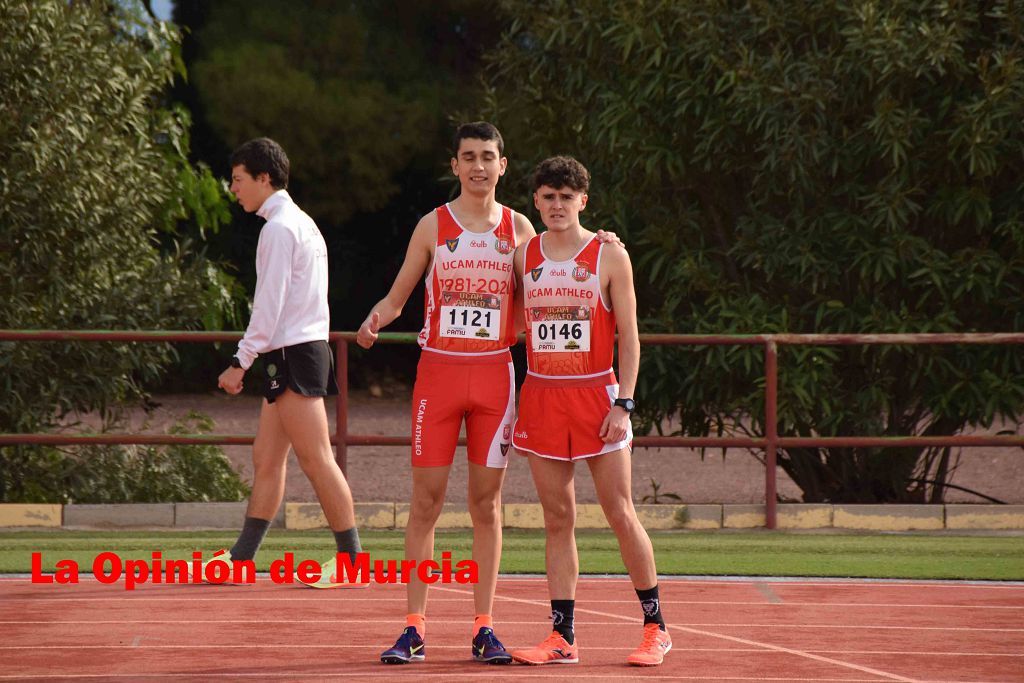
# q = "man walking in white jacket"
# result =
<box><xmin>210</xmin><ymin>137</ymin><xmax>361</xmax><ymax>587</ymax></box>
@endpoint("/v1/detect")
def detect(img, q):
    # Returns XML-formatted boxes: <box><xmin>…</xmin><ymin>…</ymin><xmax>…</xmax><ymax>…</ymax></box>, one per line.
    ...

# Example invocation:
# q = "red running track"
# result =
<box><xmin>1</xmin><ymin>575</ymin><xmax>1022</xmax><ymax>682</ymax></box>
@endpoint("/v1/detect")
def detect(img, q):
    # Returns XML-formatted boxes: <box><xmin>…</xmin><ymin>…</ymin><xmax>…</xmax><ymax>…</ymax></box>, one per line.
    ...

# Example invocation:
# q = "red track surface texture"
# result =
<box><xmin>1</xmin><ymin>575</ymin><xmax>1022</xmax><ymax>682</ymax></box>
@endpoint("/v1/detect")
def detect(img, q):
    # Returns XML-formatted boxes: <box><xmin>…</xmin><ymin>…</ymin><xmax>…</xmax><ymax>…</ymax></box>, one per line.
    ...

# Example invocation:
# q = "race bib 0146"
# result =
<box><xmin>529</xmin><ymin>305</ymin><xmax>591</xmax><ymax>352</ymax></box>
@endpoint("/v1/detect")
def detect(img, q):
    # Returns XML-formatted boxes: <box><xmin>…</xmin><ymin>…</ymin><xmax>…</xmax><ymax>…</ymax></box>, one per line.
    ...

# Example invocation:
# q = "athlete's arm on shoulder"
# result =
<box><xmin>356</xmin><ymin>212</ymin><xmax>436</xmax><ymax>349</ymax></box>
<box><xmin>514</xmin><ymin>211</ymin><xmax>537</xmax><ymax>245</ymax></box>
<box><xmin>603</xmin><ymin>244</ymin><xmax>639</xmax><ymax>398</ymax></box>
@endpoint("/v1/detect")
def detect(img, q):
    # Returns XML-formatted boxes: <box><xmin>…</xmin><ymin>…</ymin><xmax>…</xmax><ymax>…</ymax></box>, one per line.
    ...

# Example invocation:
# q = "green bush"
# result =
<box><xmin>0</xmin><ymin>0</ymin><xmax>241</xmax><ymax>502</ymax></box>
<box><xmin>2</xmin><ymin>413</ymin><xmax>248</xmax><ymax>504</ymax></box>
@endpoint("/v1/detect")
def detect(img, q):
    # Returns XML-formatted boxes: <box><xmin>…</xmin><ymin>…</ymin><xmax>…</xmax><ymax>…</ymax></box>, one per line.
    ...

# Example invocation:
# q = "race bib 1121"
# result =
<box><xmin>440</xmin><ymin>291</ymin><xmax>501</xmax><ymax>340</ymax></box>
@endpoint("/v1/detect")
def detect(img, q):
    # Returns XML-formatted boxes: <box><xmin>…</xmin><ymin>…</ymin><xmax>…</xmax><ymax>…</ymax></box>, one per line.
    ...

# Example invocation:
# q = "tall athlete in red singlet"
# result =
<box><xmin>509</xmin><ymin>157</ymin><xmax>672</xmax><ymax>668</ymax></box>
<box><xmin>357</xmin><ymin>123</ymin><xmax>533</xmax><ymax>665</ymax></box>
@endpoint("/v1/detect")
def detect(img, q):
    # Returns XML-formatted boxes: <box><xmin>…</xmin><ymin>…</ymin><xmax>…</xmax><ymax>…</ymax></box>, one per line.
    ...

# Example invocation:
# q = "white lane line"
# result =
<box><xmin>0</xmin><ymin>674</ymin><xmax>901</xmax><ymax>681</ymax></box>
<box><xmin>755</xmin><ymin>582</ymin><xmax>783</xmax><ymax>604</ymax></box>
<box><xmin>3</xmin><ymin>577</ymin><xmax>1018</xmax><ymax>682</ymax></box>
<box><xmin>5</xmin><ymin>596</ymin><xmax>1023</xmax><ymax>610</ymax></box>
<box><xmin>1</xmin><ymin>596</ymin><xmax>452</xmax><ymax>603</ymax></box>
<box><xmin>433</xmin><ymin>586</ymin><xmax>925</xmax><ymax>683</ymax></box>
<box><xmin>1</xmin><ymin>645</ymin><xmax>1021</xmax><ymax>657</ymax></box>
<box><xmin>1</xmin><ymin>619</ymin><xmax>1021</xmax><ymax>633</ymax></box>
<box><xmin>3</xmin><ymin>574</ymin><xmax>1023</xmax><ymax>588</ymax></box>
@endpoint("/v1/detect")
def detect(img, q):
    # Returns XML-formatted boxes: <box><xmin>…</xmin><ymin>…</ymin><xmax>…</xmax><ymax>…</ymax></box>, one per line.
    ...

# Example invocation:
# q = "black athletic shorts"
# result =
<box><xmin>261</xmin><ymin>340</ymin><xmax>339</xmax><ymax>404</ymax></box>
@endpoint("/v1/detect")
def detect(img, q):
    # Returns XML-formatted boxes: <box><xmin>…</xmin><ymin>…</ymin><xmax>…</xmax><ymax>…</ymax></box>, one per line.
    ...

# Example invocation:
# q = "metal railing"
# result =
<box><xmin>2</xmin><ymin>330</ymin><xmax>1022</xmax><ymax>528</ymax></box>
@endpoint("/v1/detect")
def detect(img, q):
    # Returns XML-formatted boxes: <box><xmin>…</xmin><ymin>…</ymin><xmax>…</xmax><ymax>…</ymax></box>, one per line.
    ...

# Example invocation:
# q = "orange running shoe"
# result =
<box><xmin>627</xmin><ymin>623</ymin><xmax>672</xmax><ymax>666</ymax></box>
<box><xmin>510</xmin><ymin>631</ymin><xmax>579</xmax><ymax>665</ymax></box>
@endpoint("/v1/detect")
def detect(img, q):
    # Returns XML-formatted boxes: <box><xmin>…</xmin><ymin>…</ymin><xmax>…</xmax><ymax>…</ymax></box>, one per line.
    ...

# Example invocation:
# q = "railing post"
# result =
<box><xmin>765</xmin><ymin>339</ymin><xmax>778</xmax><ymax>529</ymax></box>
<box><xmin>335</xmin><ymin>338</ymin><xmax>348</xmax><ymax>477</ymax></box>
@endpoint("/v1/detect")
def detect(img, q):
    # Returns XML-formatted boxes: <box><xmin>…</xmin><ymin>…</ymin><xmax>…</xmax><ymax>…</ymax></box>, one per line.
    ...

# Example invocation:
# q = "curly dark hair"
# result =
<box><xmin>532</xmin><ymin>156</ymin><xmax>590</xmax><ymax>192</ymax></box>
<box><xmin>229</xmin><ymin>138</ymin><xmax>289</xmax><ymax>189</ymax></box>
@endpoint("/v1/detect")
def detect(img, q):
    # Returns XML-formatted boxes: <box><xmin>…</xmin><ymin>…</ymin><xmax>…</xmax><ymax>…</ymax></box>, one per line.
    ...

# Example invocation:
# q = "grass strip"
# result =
<box><xmin>2</xmin><ymin>529</ymin><xmax>1022</xmax><ymax>580</ymax></box>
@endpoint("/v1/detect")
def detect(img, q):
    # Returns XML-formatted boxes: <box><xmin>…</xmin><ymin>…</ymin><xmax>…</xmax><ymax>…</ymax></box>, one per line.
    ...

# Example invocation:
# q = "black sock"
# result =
<box><xmin>636</xmin><ymin>585</ymin><xmax>666</xmax><ymax>630</ymax></box>
<box><xmin>332</xmin><ymin>527</ymin><xmax>362</xmax><ymax>564</ymax></box>
<box><xmin>229</xmin><ymin>516</ymin><xmax>271</xmax><ymax>561</ymax></box>
<box><xmin>550</xmin><ymin>599</ymin><xmax>575</xmax><ymax>644</ymax></box>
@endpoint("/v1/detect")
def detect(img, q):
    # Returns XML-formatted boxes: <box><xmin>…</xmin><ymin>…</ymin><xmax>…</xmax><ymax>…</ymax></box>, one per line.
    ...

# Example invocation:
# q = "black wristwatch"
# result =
<box><xmin>230</xmin><ymin>356</ymin><xmax>243</xmax><ymax>369</ymax></box>
<box><xmin>613</xmin><ymin>397</ymin><xmax>636</xmax><ymax>413</ymax></box>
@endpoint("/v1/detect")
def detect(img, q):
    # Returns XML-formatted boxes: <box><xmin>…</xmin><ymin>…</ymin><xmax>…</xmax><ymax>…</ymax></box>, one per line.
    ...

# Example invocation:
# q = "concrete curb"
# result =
<box><xmin>0</xmin><ymin>504</ymin><xmax>61</xmax><ymax>528</ymax></box>
<box><xmin>64</xmin><ymin>504</ymin><xmax>174</xmax><ymax>528</ymax></box>
<box><xmin>2</xmin><ymin>502</ymin><xmax>1022</xmax><ymax>531</ymax></box>
<box><xmin>175</xmin><ymin>502</ymin><xmax>285</xmax><ymax>529</ymax></box>
<box><xmin>287</xmin><ymin>502</ymin><xmax>395</xmax><ymax>530</ymax></box>
<box><xmin>833</xmin><ymin>504</ymin><xmax>945</xmax><ymax>531</ymax></box>
<box><xmin>777</xmin><ymin>504</ymin><xmax>833</xmax><ymax>529</ymax></box>
<box><xmin>724</xmin><ymin>504</ymin><xmax>764</xmax><ymax>529</ymax></box>
<box><xmin>945</xmin><ymin>504</ymin><xmax>1024</xmax><ymax>530</ymax></box>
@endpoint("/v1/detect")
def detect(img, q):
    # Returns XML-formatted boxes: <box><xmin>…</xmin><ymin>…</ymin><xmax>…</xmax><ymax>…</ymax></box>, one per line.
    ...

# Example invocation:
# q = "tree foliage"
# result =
<box><xmin>183</xmin><ymin>0</ymin><xmax>500</xmax><ymax>223</ymax></box>
<box><xmin>0</xmin><ymin>0</ymin><xmax>243</xmax><ymax>501</ymax></box>
<box><xmin>4</xmin><ymin>414</ymin><xmax>249</xmax><ymax>504</ymax></box>
<box><xmin>175</xmin><ymin>0</ymin><xmax>506</xmax><ymax>385</ymax></box>
<box><xmin>483</xmin><ymin>0</ymin><xmax>1024</xmax><ymax>502</ymax></box>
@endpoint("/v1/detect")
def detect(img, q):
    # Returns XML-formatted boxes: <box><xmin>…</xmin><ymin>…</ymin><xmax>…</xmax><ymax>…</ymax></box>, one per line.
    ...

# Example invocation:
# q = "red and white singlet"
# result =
<box><xmin>522</xmin><ymin>234</ymin><xmax>615</xmax><ymax>379</ymax></box>
<box><xmin>411</xmin><ymin>203</ymin><xmax>518</xmax><ymax>469</ymax></box>
<box><xmin>513</xmin><ymin>233</ymin><xmax>630</xmax><ymax>461</ymax></box>
<box><xmin>418</xmin><ymin>203</ymin><xmax>517</xmax><ymax>356</ymax></box>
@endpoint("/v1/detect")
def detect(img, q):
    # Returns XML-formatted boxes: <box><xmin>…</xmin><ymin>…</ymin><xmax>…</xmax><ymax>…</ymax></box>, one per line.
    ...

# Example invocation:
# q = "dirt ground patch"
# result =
<box><xmin>121</xmin><ymin>392</ymin><xmax>1023</xmax><ymax>506</ymax></box>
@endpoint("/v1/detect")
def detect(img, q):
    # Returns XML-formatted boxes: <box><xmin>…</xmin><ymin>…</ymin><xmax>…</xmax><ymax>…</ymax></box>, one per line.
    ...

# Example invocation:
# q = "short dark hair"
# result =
<box><xmin>229</xmin><ymin>138</ymin><xmax>289</xmax><ymax>189</ymax></box>
<box><xmin>452</xmin><ymin>121</ymin><xmax>504</xmax><ymax>156</ymax></box>
<box><xmin>532</xmin><ymin>155</ymin><xmax>590</xmax><ymax>192</ymax></box>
